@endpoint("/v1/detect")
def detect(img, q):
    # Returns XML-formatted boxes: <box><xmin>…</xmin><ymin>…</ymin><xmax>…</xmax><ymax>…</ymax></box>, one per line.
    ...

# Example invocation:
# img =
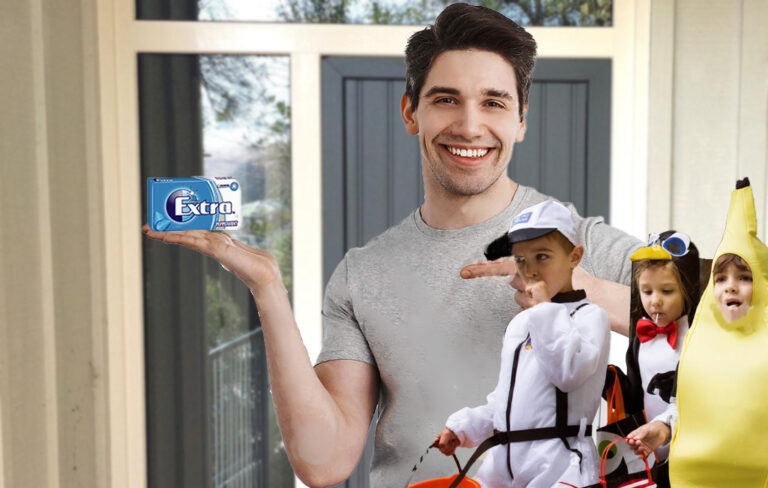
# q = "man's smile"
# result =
<box><xmin>443</xmin><ymin>144</ymin><xmax>491</xmax><ymax>158</ymax></box>
<box><xmin>438</xmin><ymin>144</ymin><xmax>497</xmax><ymax>167</ymax></box>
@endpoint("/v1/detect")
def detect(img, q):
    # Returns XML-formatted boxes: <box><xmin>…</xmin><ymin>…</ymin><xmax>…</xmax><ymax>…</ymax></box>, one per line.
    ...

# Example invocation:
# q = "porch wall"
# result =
<box><xmin>1</xmin><ymin>1</ymin><xmax>767</xmax><ymax>487</ymax></box>
<box><xmin>648</xmin><ymin>0</ymin><xmax>768</xmax><ymax>257</ymax></box>
<box><xmin>0</xmin><ymin>0</ymin><xmax>107</xmax><ymax>487</ymax></box>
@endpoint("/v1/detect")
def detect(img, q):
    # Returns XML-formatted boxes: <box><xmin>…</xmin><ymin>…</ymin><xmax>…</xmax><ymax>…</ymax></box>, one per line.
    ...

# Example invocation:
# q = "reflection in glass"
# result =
<box><xmin>138</xmin><ymin>0</ymin><xmax>613</xmax><ymax>26</ymax></box>
<box><xmin>202</xmin><ymin>54</ymin><xmax>293</xmax><ymax>488</ymax></box>
<box><xmin>140</xmin><ymin>54</ymin><xmax>293</xmax><ymax>487</ymax></box>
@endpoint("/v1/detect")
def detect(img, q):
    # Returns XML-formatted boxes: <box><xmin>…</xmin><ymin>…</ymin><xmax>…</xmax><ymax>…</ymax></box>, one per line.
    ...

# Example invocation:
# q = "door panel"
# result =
<box><xmin>321</xmin><ymin>55</ymin><xmax>611</xmax><ymax>488</ymax></box>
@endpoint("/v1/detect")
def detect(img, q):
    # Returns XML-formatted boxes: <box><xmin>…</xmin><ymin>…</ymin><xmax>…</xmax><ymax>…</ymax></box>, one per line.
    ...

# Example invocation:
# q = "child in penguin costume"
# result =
<box><xmin>670</xmin><ymin>178</ymin><xmax>768</xmax><ymax>487</ymax></box>
<box><xmin>602</xmin><ymin>230</ymin><xmax>700</xmax><ymax>488</ymax></box>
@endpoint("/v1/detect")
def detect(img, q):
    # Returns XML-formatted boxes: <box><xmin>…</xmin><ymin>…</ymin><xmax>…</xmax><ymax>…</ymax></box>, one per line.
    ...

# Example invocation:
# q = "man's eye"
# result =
<box><xmin>435</xmin><ymin>97</ymin><xmax>455</xmax><ymax>104</ymax></box>
<box><xmin>486</xmin><ymin>100</ymin><xmax>505</xmax><ymax>109</ymax></box>
<box><xmin>513</xmin><ymin>256</ymin><xmax>524</xmax><ymax>263</ymax></box>
<box><xmin>536</xmin><ymin>254</ymin><xmax>548</xmax><ymax>261</ymax></box>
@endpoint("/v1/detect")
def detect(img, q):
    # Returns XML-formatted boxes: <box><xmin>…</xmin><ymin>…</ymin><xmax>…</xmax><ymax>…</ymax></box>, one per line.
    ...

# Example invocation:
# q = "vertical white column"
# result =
<box><xmin>647</xmin><ymin>0</ymin><xmax>676</xmax><ymax>233</ymax></box>
<box><xmin>738</xmin><ymin>0</ymin><xmax>768</xmax><ymax>238</ymax></box>
<box><xmin>290</xmin><ymin>51</ymin><xmax>323</xmax><ymax>488</ymax></box>
<box><xmin>611</xmin><ymin>0</ymin><xmax>650</xmax><ymax>239</ymax></box>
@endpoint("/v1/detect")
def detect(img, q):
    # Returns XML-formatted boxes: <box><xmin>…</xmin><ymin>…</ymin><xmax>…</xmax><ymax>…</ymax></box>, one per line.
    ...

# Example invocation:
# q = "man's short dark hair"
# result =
<box><xmin>404</xmin><ymin>3</ymin><xmax>537</xmax><ymax>121</ymax></box>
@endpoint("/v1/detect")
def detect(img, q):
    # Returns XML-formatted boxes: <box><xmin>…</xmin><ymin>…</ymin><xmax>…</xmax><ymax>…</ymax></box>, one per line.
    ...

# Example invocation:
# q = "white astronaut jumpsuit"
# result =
<box><xmin>446</xmin><ymin>293</ymin><xmax>610</xmax><ymax>488</ymax></box>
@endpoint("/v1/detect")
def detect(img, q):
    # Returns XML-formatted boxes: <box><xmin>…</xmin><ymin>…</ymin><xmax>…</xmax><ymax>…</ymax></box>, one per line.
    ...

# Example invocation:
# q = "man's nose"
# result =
<box><xmin>453</xmin><ymin>105</ymin><xmax>484</xmax><ymax>139</ymax></box>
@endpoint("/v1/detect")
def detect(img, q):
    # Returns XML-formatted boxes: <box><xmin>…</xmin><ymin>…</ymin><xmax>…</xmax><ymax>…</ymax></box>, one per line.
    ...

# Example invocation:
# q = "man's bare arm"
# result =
<box><xmin>255</xmin><ymin>281</ymin><xmax>379</xmax><ymax>486</ymax></box>
<box><xmin>572</xmin><ymin>266</ymin><xmax>630</xmax><ymax>336</ymax></box>
<box><xmin>460</xmin><ymin>260</ymin><xmax>630</xmax><ymax>336</ymax></box>
<box><xmin>142</xmin><ymin>227</ymin><xmax>378</xmax><ymax>486</ymax></box>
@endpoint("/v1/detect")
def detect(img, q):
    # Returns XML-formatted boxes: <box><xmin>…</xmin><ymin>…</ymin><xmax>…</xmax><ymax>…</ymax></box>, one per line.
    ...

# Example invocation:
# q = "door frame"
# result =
<box><xmin>95</xmin><ymin>2</ymin><xmax>651</xmax><ymax>487</ymax></box>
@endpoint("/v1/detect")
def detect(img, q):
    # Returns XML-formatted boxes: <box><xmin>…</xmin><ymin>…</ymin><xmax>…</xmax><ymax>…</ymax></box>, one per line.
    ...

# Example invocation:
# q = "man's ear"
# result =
<box><xmin>571</xmin><ymin>245</ymin><xmax>584</xmax><ymax>268</ymax></box>
<box><xmin>401</xmin><ymin>93</ymin><xmax>419</xmax><ymax>135</ymax></box>
<box><xmin>515</xmin><ymin>103</ymin><xmax>528</xmax><ymax>142</ymax></box>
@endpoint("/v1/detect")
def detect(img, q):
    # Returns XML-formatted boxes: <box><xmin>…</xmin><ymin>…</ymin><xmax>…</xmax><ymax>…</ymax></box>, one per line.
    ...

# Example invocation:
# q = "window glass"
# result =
<box><xmin>139</xmin><ymin>54</ymin><xmax>293</xmax><ymax>487</ymax></box>
<box><xmin>137</xmin><ymin>0</ymin><xmax>613</xmax><ymax>26</ymax></box>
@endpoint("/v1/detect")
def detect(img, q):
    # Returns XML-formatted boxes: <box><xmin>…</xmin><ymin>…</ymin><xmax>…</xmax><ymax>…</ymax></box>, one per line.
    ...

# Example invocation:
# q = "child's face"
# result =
<box><xmin>714</xmin><ymin>262</ymin><xmax>753</xmax><ymax>322</ymax></box>
<box><xmin>637</xmin><ymin>265</ymin><xmax>685</xmax><ymax>326</ymax></box>
<box><xmin>511</xmin><ymin>233</ymin><xmax>583</xmax><ymax>298</ymax></box>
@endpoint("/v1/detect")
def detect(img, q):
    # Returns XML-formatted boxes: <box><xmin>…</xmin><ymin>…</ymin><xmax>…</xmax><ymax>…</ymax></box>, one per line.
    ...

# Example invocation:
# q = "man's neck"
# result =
<box><xmin>420</xmin><ymin>177</ymin><xmax>518</xmax><ymax>230</ymax></box>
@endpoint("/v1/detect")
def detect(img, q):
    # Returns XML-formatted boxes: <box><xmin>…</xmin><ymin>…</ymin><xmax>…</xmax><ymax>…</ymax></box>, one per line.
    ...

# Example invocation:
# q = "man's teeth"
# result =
<box><xmin>447</xmin><ymin>146</ymin><xmax>489</xmax><ymax>158</ymax></box>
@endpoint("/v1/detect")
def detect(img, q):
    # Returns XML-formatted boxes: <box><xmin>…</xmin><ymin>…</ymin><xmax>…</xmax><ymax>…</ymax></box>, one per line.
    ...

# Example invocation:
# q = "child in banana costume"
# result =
<box><xmin>670</xmin><ymin>178</ymin><xmax>768</xmax><ymax>487</ymax></box>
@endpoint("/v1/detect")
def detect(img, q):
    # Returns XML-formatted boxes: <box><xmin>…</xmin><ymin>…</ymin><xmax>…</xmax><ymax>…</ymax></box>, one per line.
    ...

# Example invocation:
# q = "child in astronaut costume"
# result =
<box><xmin>606</xmin><ymin>231</ymin><xmax>700</xmax><ymax>488</ymax></box>
<box><xmin>435</xmin><ymin>201</ymin><xmax>611</xmax><ymax>488</ymax></box>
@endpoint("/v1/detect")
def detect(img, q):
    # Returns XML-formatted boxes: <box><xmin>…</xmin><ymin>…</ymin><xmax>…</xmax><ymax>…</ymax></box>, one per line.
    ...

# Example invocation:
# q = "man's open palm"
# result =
<box><xmin>142</xmin><ymin>225</ymin><xmax>282</xmax><ymax>293</ymax></box>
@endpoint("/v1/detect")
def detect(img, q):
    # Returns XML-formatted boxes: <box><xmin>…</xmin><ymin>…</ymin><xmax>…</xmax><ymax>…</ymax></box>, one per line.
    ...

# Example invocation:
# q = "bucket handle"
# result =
<box><xmin>599</xmin><ymin>437</ymin><xmax>653</xmax><ymax>488</ymax></box>
<box><xmin>403</xmin><ymin>440</ymin><xmax>463</xmax><ymax>488</ymax></box>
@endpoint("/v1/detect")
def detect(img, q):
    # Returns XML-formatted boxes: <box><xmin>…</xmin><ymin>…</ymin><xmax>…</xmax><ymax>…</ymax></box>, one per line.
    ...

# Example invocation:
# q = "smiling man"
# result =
<box><xmin>144</xmin><ymin>4</ymin><xmax>641</xmax><ymax>487</ymax></box>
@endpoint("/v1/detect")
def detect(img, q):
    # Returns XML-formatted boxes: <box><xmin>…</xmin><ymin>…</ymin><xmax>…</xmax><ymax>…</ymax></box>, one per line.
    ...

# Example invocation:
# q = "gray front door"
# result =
<box><xmin>321</xmin><ymin>55</ymin><xmax>611</xmax><ymax>487</ymax></box>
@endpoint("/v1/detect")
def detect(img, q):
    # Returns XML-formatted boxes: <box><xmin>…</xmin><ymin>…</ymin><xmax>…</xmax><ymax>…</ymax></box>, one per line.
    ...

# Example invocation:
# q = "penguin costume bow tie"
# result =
<box><xmin>636</xmin><ymin>318</ymin><xmax>678</xmax><ymax>349</ymax></box>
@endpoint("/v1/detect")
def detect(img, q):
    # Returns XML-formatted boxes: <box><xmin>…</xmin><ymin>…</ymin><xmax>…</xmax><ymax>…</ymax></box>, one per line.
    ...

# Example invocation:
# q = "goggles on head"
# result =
<box><xmin>647</xmin><ymin>232</ymin><xmax>691</xmax><ymax>257</ymax></box>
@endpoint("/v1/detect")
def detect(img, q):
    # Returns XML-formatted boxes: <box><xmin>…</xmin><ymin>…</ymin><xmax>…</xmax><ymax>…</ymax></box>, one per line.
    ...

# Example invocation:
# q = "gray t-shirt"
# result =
<box><xmin>317</xmin><ymin>185</ymin><xmax>642</xmax><ymax>486</ymax></box>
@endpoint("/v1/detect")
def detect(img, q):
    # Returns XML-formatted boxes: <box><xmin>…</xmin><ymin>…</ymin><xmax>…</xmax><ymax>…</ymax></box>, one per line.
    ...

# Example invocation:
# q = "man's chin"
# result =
<box><xmin>430</xmin><ymin>167</ymin><xmax>506</xmax><ymax>197</ymax></box>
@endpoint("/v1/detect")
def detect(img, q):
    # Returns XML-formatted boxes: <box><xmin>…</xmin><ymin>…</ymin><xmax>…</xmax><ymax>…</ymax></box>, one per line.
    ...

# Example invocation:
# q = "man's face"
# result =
<box><xmin>714</xmin><ymin>262</ymin><xmax>753</xmax><ymax>322</ymax></box>
<box><xmin>401</xmin><ymin>49</ymin><xmax>527</xmax><ymax>197</ymax></box>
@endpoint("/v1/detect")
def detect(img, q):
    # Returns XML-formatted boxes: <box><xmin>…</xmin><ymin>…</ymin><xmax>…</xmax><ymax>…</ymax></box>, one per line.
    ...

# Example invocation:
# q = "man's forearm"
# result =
<box><xmin>573</xmin><ymin>266</ymin><xmax>630</xmax><ymax>336</ymax></box>
<box><xmin>252</xmin><ymin>281</ymin><xmax>377</xmax><ymax>486</ymax></box>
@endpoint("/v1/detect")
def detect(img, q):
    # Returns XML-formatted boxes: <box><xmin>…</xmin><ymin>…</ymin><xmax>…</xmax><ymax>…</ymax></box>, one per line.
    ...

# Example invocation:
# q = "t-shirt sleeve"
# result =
<box><xmin>566</xmin><ymin>205</ymin><xmax>643</xmax><ymax>286</ymax></box>
<box><xmin>315</xmin><ymin>255</ymin><xmax>376</xmax><ymax>366</ymax></box>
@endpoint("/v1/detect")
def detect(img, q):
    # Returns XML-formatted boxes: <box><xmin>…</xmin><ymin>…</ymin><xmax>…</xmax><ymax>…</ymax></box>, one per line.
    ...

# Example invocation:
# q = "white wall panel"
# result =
<box><xmin>672</xmin><ymin>0</ymin><xmax>742</xmax><ymax>259</ymax></box>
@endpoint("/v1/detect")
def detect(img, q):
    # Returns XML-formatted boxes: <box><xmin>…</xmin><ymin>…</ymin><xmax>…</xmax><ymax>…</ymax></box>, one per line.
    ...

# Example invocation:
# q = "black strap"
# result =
<box><xmin>556</xmin><ymin>303</ymin><xmax>588</xmax><ymax>469</ymax></box>
<box><xmin>556</xmin><ymin>388</ymin><xmax>586</xmax><ymax>468</ymax></box>
<box><xmin>504</xmin><ymin>333</ymin><xmax>528</xmax><ymax>480</ymax></box>
<box><xmin>450</xmin><ymin>303</ymin><xmax>592</xmax><ymax>488</ymax></box>
<box><xmin>570</xmin><ymin>302</ymin><xmax>588</xmax><ymax>317</ymax></box>
<box><xmin>446</xmin><ymin>425</ymin><xmax>593</xmax><ymax>488</ymax></box>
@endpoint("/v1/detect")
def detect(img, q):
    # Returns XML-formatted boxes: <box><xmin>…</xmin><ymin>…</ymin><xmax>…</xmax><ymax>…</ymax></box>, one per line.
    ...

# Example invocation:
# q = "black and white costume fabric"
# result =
<box><xmin>616</xmin><ymin>229</ymin><xmax>700</xmax><ymax>468</ymax></box>
<box><xmin>634</xmin><ymin>314</ymin><xmax>689</xmax><ymax>461</ymax></box>
<box><xmin>446</xmin><ymin>292</ymin><xmax>610</xmax><ymax>488</ymax></box>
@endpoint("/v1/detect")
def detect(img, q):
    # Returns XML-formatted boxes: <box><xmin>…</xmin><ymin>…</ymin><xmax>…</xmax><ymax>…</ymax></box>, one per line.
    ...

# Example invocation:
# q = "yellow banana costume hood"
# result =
<box><xmin>670</xmin><ymin>178</ymin><xmax>768</xmax><ymax>487</ymax></box>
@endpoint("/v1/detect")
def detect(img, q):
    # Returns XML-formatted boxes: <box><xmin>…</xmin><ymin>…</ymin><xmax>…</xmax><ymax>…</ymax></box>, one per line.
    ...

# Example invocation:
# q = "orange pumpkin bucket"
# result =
<box><xmin>409</xmin><ymin>473</ymin><xmax>481</xmax><ymax>488</ymax></box>
<box><xmin>404</xmin><ymin>441</ymin><xmax>481</xmax><ymax>488</ymax></box>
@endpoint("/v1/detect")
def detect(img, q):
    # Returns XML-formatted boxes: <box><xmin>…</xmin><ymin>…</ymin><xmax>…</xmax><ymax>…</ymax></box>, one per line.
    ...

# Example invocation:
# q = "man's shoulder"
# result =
<box><xmin>342</xmin><ymin>210</ymin><xmax>420</xmax><ymax>262</ymax></box>
<box><xmin>514</xmin><ymin>185</ymin><xmax>583</xmax><ymax>217</ymax></box>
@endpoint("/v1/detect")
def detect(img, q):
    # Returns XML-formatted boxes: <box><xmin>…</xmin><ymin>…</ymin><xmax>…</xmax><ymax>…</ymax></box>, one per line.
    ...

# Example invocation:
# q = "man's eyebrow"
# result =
<box><xmin>422</xmin><ymin>86</ymin><xmax>460</xmax><ymax>98</ymax></box>
<box><xmin>482</xmin><ymin>88</ymin><xmax>513</xmax><ymax>100</ymax></box>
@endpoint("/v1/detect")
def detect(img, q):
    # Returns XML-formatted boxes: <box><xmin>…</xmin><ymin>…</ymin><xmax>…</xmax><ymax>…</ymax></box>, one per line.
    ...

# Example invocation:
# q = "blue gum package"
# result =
<box><xmin>147</xmin><ymin>177</ymin><xmax>241</xmax><ymax>231</ymax></box>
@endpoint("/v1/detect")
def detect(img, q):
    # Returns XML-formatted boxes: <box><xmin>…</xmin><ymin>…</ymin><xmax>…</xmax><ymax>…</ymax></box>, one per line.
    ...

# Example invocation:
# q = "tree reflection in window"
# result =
<box><xmin>201</xmin><ymin>54</ymin><xmax>292</xmax><ymax>311</ymax></box>
<box><xmin>198</xmin><ymin>55</ymin><xmax>295</xmax><ymax>487</ymax></box>
<box><xmin>142</xmin><ymin>0</ymin><xmax>613</xmax><ymax>26</ymax></box>
<box><xmin>276</xmin><ymin>0</ymin><xmax>611</xmax><ymax>26</ymax></box>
